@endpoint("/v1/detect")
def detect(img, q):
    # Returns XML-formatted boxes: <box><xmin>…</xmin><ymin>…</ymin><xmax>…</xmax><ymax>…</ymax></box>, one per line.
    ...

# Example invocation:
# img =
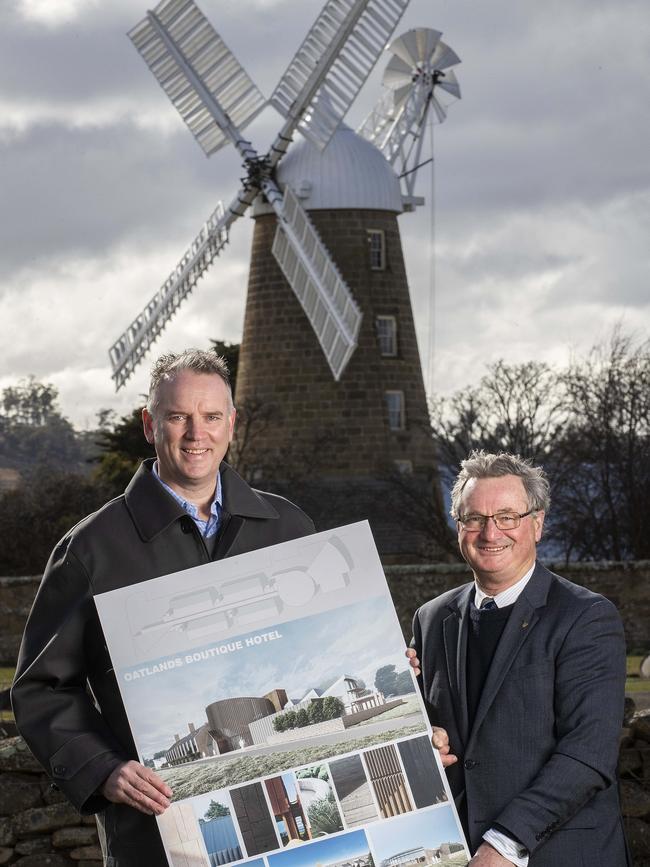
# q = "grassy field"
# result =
<box><xmin>0</xmin><ymin>668</ymin><xmax>14</xmax><ymax>723</ymax></box>
<box><xmin>160</xmin><ymin>724</ymin><xmax>426</xmax><ymax>801</ymax></box>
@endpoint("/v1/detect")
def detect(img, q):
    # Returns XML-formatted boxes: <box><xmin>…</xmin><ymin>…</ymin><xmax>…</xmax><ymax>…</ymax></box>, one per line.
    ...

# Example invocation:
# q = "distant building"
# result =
<box><xmin>380</xmin><ymin>843</ymin><xmax>465</xmax><ymax>867</ymax></box>
<box><xmin>381</xmin><ymin>847</ymin><xmax>436</xmax><ymax>867</ymax></box>
<box><xmin>285</xmin><ymin>674</ymin><xmax>385</xmax><ymax>714</ymax></box>
<box><xmin>164</xmin><ymin>721</ymin><xmax>216</xmax><ymax>767</ymax></box>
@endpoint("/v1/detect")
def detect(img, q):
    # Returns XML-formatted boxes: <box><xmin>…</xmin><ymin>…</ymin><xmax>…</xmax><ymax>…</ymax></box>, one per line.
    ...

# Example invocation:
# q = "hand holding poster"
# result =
<box><xmin>96</xmin><ymin>521</ymin><xmax>469</xmax><ymax>867</ymax></box>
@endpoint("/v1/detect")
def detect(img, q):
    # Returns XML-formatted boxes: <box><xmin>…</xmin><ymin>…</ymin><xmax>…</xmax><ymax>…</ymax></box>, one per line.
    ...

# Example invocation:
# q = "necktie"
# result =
<box><xmin>480</xmin><ymin>598</ymin><xmax>497</xmax><ymax>611</ymax></box>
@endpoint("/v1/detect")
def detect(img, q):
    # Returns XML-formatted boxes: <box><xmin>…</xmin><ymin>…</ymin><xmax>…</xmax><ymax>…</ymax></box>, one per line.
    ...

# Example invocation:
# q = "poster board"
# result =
<box><xmin>96</xmin><ymin>521</ymin><xmax>470</xmax><ymax>867</ymax></box>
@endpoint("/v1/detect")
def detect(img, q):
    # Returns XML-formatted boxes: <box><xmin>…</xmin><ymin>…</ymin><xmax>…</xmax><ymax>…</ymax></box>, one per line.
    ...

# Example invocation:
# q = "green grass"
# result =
<box><xmin>0</xmin><ymin>668</ymin><xmax>15</xmax><ymax>689</ymax></box>
<box><xmin>627</xmin><ymin>656</ymin><xmax>644</xmax><ymax>677</ymax></box>
<box><xmin>625</xmin><ymin>678</ymin><xmax>650</xmax><ymax>694</ymax></box>
<box><xmin>0</xmin><ymin>668</ymin><xmax>15</xmax><ymax>722</ymax></box>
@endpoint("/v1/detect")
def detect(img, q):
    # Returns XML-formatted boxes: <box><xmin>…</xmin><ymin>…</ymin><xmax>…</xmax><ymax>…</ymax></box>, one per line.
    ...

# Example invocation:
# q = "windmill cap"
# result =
<box><xmin>253</xmin><ymin>124</ymin><xmax>403</xmax><ymax>215</ymax></box>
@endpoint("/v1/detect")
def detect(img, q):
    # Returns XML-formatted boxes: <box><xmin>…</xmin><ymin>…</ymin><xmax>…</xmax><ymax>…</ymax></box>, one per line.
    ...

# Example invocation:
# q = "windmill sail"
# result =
<box><xmin>270</xmin><ymin>0</ymin><xmax>410</xmax><ymax>152</ymax></box>
<box><xmin>111</xmin><ymin>0</ymin><xmax>416</xmax><ymax>388</ymax></box>
<box><xmin>270</xmin><ymin>186</ymin><xmax>362</xmax><ymax>380</ymax></box>
<box><xmin>109</xmin><ymin>201</ymin><xmax>236</xmax><ymax>389</ymax></box>
<box><xmin>129</xmin><ymin>0</ymin><xmax>265</xmax><ymax>157</ymax></box>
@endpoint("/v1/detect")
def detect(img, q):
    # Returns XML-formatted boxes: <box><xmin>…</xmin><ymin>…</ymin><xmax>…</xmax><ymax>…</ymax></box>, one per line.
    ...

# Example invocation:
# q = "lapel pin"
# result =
<box><xmin>521</xmin><ymin>621</ymin><xmax>529</xmax><ymax>629</ymax></box>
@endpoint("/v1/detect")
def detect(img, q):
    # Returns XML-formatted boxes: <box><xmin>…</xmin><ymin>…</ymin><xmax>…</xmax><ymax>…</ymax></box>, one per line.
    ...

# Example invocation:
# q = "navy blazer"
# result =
<box><xmin>412</xmin><ymin>562</ymin><xmax>630</xmax><ymax>866</ymax></box>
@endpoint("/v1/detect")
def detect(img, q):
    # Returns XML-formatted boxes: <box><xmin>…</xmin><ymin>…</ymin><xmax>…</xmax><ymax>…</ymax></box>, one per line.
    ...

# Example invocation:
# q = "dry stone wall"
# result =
<box><xmin>385</xmin><ymin>559</ymin><xmax>650</xmax><ymax>649</ymax></box>
<box><xmin>0</xmin><ymin>734</ymin><xmax>101</xmax><ymax>866</ymax></box>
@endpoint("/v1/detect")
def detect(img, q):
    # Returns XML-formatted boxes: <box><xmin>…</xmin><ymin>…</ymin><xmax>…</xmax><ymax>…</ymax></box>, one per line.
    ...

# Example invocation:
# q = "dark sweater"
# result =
<box><xmin>467</xmin><ymin>601</ymin><xmax>515</xmax><ymax>729</ymax></box>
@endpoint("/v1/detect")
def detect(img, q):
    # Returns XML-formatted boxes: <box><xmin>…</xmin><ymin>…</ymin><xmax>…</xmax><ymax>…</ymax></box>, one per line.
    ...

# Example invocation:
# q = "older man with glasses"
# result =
<box><xmin>407</xmin><ymin>450</ymin><xmax>630</xmax><ymax>867</ymax></box>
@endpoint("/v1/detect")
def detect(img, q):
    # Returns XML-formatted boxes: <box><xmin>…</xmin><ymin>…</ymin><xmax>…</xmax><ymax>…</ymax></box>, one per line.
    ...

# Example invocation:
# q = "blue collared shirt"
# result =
<box><xmin>152</xmin><ymin>462</ymin><xmax>223</xmax><ymax>538</ymax></box>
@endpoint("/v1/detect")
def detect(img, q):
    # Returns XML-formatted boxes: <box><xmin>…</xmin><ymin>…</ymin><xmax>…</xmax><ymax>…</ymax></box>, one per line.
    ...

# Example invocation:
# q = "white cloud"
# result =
<box><xmin>16</xmin><ymin>0</ymin><xmax>100</xmax><ymax>27</ymax></box>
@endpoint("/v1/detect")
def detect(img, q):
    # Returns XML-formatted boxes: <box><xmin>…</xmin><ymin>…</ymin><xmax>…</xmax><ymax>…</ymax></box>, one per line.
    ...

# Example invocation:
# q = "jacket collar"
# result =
<box><xmin>124</xmin><ymin>459</ymin><xmax>278</xmax><ymax>542</ymax></box>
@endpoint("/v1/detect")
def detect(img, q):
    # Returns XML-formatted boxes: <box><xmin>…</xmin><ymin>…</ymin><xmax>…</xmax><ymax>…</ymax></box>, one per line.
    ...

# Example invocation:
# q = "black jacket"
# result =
<box><xmin>12</xmin><ymin>460</ymin><xmax>314</xmax><ymax>866</ymax></box>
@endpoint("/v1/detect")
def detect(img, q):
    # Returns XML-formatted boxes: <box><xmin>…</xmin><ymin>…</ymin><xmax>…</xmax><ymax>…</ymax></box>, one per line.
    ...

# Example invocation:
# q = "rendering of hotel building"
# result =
<box><xmin>161</xmin><ymin>673</ymin><xmax>402</xmax><ymax>763</ymax></box>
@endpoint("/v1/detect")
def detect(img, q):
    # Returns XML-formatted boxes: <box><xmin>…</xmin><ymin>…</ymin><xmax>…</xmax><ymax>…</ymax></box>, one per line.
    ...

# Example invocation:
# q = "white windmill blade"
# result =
<box><xmin>360</xmin><ymin>29</ymin><xmax>461</xmax><ymax>165</ymax></box>
<box><xmin>356</xmin><ymin>86</ymin><xmax>396</xmax><ymax>146</ymax></box>
<box><xmin>268</xmin><ymin>185</ymin><xmax>362</xmax><ymax>380</ymax></box>
<box><xmin>435</xmin><ymin>67</ymin><xmax>461</xmax><ymax>99</ymax></box>
<box><xmin>129</xmin><ymin>0</ymin><xmax>265</xmax><ymax>158</ymax></box>
<box><xmin>109</xmin><ymin>195</ymin><xmax>252</xmax><ymax>389</ymax></box>
<box><xmin>388</xmin><ymin>28</ymin><xmax>460</xmax><ymax>73</ymax></box>
<box><xmin>270</xmin><ymin>0</ymin><xmax>410</xmax><ymax>154</ymax></box>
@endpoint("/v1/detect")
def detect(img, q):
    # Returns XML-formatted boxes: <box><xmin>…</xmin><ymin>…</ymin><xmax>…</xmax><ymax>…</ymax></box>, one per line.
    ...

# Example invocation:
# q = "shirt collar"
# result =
<box><xmin>474</xmin><ymin>562</ymin><xmax>536</xmax><ymax>609</ymax></box>
<box><xmin>151</xmin><ymin>461</ymin><xmax>222</xmax><ymax>520</ymax></box>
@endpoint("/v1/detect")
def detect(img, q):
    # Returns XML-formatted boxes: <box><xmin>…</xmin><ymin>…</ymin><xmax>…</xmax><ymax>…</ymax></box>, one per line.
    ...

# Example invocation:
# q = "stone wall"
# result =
<box><xmin>2</xmin><ymin>562</ymin><xmax>648</xmax><ymax>668</ymax></box>
<box><xmin>384</xmin><ymin>559</ymin><xmax>650</xmax><ymax>649</ymax></box>
<box><xmin>0</xmin><ymin>733</ymin><xmax>101</xmax><ymax>866</ymax></box>
<box><xmin>620</xmin><ymin>703</ymin><xmax>650</xmax><ymax>865</ymax></box>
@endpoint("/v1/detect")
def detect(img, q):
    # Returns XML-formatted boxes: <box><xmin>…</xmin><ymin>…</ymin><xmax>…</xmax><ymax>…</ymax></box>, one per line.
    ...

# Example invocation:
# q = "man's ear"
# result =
<box><xmin>142</xmin><ymin>407</ymin><xmax>155</xmax><ymax>445</ymax></box>
<box><xmin>228</xmin><ymin>408</ymin><xmax>236</xmax><ymax>442</ymax></box>
<box><xmin>533</xmin><ymin>510</ymin><xmax>545</xmax><ymax>542</ymax></box>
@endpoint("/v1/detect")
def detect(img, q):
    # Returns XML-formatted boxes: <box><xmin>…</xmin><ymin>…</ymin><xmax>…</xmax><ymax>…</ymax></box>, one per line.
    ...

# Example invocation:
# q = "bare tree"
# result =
<box><xmin>430</xmin><ymin>359</ymin><xmax>568</xmax><ymax>488</ymax></box>
<box><xmin>428</xmin><ymin>332</ymin><xmax>650</xmax><ymax>562</ymax></box>
<box><xmin>551</xmin><ymin>327</ymin><xmax>650</xmax><ymax>560</ymax></box>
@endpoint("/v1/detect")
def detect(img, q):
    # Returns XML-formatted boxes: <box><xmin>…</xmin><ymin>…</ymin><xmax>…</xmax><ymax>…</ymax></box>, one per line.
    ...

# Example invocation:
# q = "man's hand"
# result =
<box><xmin>101</xmin><ymin>760</ymin><xmax>172</xmax><ymax>815</ymax></box>
<box><xmin>405</xmin><ymin>647</ymin><xmax>420</xmax><ymax>677</ymax></box>
<box><xmin>469</xmin><ymin>843</ymin><xmax>516</xmax><ymax>865</ymax></box>
<box><xmin>431</xmin><ymin>726</ymin><xmax>458</xmax><ymax>768</ymax></box>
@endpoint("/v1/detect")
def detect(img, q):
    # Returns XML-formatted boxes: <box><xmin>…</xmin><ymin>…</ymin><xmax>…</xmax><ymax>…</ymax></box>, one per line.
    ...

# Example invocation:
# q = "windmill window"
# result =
<box><xmin>394</xmin><ymin>459</ymin><xmax>413</xmax><ymax>474</ymax></box>
<box><xmin>385</xmin><ymin>390</ymin><xmax>405</xmax><ymax>431</ymax></box>
<box><xmin>368</xmin><ymin>229</ymin><xmax>386</xmax><ymax>270</ymax></box>
<box><xmin>376</xmin><ymin>315</ymin><xmax>398</xmax><ymax>356</ymax></box>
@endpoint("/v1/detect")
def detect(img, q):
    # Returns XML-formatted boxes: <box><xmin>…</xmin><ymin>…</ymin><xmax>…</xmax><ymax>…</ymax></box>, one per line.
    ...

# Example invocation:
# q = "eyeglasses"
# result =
<box><xmin>458</xmin><ymin>510</ymin><xmax>534</xmax><ymax>531</ymax></box>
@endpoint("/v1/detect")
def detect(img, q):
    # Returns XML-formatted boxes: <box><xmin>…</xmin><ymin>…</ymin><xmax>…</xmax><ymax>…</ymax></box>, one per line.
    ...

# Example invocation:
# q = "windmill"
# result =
<box><xmin>358</xmin><ymin>27</ymin><xmax>461</xmax><ymax>203</ymax></box>
<box><xmin>110</xmin><ymin>0</ymin><xmax>461</xmax><ymax>559</ymax></box>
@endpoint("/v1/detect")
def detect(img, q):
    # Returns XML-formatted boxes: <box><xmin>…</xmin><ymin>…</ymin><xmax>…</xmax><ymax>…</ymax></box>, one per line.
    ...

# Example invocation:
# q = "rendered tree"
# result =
<box><xmin>307</xmin><ymin>793</ymin><xmax>343</xmax><ymax>837</ymax></box>
<box><xmin>204</xmin><ymin>800</ymin><xmax>230</xmax><ymax>820</ymax></box>
<box><xmin>322</xmin><ymin>697</ymin><xmax>345</xmax><ymax>720</ymax></box>
<box><xmin>374</xmin><ymin>665</ymin><xmax>399</xmax><ymax>696</ymax></box>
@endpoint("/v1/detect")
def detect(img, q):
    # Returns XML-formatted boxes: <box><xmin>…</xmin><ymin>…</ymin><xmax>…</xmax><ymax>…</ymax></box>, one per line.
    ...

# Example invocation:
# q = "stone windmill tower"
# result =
<box><xmin>109</xmin><ymin>1</ymin><xmax>460</xmax><ymax>559</ymax></box>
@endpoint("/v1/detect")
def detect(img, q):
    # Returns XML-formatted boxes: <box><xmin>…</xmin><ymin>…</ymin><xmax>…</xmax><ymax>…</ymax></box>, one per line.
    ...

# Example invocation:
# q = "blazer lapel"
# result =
<box><xmin>468</xmin><ymin>563</ymin><xmax>552</xmax><ymax>741</ymax></box>
<box><xmin>443</xmin><ymin>584</ymin><xmax>473</xmax><ymax>747</ymax></box>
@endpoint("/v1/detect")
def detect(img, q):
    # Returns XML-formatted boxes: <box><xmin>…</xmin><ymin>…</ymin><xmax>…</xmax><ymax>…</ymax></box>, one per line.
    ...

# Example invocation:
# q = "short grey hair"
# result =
<box><xmin>146</xmin><ymin>349</ymin><xmax>233</xmax><ymax>414</ymax></box>
<box><xmin>450</xmin><ymin>450</ymin><xmax>550</xmax><ymax>519</ymax></box>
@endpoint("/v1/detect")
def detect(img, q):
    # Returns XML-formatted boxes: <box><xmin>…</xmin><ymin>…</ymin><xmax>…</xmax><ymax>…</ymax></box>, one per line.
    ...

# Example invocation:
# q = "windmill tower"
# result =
<box><xmin>109</xmin><ymin>1</ymin><xmax>461</xmax><ymax>560</ymax></box>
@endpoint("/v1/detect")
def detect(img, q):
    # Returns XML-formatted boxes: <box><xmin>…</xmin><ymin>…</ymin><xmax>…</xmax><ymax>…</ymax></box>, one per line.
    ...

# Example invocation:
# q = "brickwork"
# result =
<box><xmin>234</xmin><ymin>209</ymin><xmax>437</xmax><ymax>480</ymax></box>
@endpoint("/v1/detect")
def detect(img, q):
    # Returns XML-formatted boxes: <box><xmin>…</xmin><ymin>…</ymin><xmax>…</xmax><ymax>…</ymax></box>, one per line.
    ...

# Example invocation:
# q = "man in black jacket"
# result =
<box><xmin>12</xmin><ymin>349</ymin><xmax>314</xmax><ymax>866</ymax></box>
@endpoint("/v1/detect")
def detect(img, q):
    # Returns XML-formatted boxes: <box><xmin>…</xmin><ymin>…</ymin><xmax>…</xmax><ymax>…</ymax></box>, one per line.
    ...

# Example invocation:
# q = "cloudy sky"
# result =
<box><xmin>1</xmin><ymin>0</ymin><xmax>648</xmax><ymax>428</ymax></box>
